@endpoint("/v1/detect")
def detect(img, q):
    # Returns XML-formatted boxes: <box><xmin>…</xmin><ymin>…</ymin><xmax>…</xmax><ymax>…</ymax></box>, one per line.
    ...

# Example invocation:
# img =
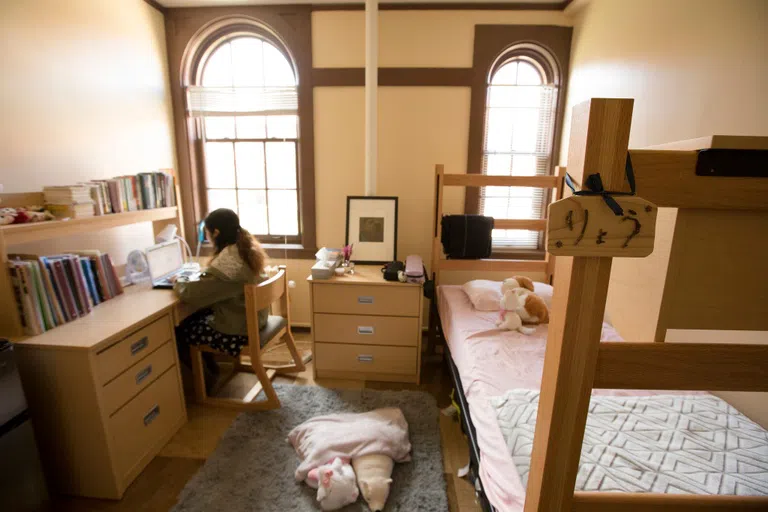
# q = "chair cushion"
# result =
<box><xmin>259</xmin><ymin>315</ymin><xmax>287</xmax><ymax>347</ymax></box>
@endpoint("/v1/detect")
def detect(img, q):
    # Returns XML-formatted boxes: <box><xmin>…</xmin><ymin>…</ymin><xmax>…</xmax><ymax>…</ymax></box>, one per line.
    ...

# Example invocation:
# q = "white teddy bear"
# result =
<box><xmin>496</xmin><ymin>289</ymin><xmax>536</xmax><ymax>335</ymax></box>
<box><xmin>306</xmin><ymin>457</ymin><xmax>359</xmax><ymax>511</ymax></box>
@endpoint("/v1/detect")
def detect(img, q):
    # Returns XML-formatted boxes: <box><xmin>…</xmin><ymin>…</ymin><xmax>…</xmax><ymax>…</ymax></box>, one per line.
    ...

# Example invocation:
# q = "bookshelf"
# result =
<box><xmin>0</xmin><ymin>182</ymin><xmax>184</xmax><ymax>339</ymax></box>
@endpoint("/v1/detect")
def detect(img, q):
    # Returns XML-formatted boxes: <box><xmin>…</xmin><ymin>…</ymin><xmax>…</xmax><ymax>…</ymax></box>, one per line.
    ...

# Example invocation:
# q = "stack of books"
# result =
<box><xmin>8</xmin><ymin>251</ymin><xmax>124</xmax><ymax>336</ymax></box>
<box><xmin>42</xmin><ymin>171</ymin><xmax>176</xmax><ymax>219</ymax></box>
<box><xmin>98</xmin><ymin>171</ymin><xmax>176</xmax><ymax>214</ymax></box>
<box><xmin>43</xmin><ymin>186</ymin><xmax>95</xmax><ymax>219</ymax></box>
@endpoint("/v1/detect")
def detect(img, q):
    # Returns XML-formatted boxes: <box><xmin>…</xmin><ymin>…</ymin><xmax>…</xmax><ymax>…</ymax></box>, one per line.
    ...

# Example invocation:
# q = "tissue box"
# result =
<box><xmin>311</xmin><ymin>247</ymin><xmax>342</xmax><ymax>280</ymax></box>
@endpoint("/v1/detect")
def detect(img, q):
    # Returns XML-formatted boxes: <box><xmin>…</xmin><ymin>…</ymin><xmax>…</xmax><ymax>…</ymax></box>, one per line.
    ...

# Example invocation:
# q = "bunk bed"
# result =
<box><xmin>429</xmin><ymin>98</ymin><xmax>768</xmax><ymax>512</ymax></box>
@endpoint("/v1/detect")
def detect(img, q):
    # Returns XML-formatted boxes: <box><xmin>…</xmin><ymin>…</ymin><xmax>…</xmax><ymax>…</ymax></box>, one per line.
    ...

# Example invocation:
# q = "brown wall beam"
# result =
<box><xmin>312</xmin><ymin>67</ymin><xmax>473</xmax><ymax>87</ymax></box>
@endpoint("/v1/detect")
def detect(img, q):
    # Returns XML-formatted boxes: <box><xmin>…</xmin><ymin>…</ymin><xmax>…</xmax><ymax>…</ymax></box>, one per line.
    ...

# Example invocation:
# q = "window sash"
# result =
<box><xmin>201</xmin><ymin>134</ymin><xmax>301</xmax><ymax>239</ymax></box>
<box><xmin>480</xmin><ymin>84</ymin><xmax>557</xmax><ymax>250</ymax></box>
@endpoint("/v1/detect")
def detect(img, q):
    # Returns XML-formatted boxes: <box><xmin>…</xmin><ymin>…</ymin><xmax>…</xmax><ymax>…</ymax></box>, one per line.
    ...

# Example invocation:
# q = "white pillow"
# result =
<box><xmin>462</xmin><ymin>280</ymin><xmax>503</xmax><ymax>311</ymax></box>
<box><xmin>532</xmin><ymin>282</ymin><xmax>554</xmax><ymax>309</ymax></box>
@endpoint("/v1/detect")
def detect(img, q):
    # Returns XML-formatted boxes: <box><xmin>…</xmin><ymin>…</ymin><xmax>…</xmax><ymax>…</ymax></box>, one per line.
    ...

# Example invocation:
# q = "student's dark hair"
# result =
<box><xmin>204</xmin><ymin>208</ymin><xmax>266</xmax><ymax>274</ymax></box>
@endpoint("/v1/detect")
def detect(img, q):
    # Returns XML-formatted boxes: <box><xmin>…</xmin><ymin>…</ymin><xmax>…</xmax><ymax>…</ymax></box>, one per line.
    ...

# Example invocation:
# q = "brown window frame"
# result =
<box><xmin>466</xmin><ymin>25</ymin><xmax>572</xmax><ymax>259</ymax></box>
<box><xmin>167</xmin><ymin>7</ymin><xmax>317</xmax><ymax>259</ymax></box>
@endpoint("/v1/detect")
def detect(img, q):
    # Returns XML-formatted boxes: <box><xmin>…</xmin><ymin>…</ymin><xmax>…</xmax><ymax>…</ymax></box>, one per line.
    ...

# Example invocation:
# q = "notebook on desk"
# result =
<box><xmin>146</xmin><ymin>240</ymin><xmax>199</xmax><ymax>289</ymax></box>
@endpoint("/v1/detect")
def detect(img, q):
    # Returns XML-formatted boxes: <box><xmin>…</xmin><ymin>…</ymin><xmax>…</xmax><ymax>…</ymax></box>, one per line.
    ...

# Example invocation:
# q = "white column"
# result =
<box><xmin>364</xmin><ymin>0</ymin><xmax>378</xmax><ymax>196</ymax></box>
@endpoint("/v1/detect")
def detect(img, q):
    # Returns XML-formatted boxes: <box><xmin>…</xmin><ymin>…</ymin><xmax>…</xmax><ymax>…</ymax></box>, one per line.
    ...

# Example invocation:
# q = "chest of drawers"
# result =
<box><xmin>309</xmin><ymin>266</ymin><xmax>423</xmax><ymax>384</ymax></box>
<box><xmin>12</xmin><ymin>289</ymin><xmax>186</xmax><ymax>500</ymax></box>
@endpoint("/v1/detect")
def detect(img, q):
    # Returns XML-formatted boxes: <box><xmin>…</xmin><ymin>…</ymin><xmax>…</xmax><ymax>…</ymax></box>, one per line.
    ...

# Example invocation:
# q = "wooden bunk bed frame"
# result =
<box><xmin>430</xmin><ymin>98</ymin><xmax>768</xmax><ymax>512</ymax></box>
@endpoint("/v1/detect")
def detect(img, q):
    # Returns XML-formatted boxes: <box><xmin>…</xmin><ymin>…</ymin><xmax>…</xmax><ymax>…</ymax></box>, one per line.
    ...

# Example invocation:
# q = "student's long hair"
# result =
<box><xmin>204</xmin><ymin>208</ymin><xmax>267</xmax><ymax>275</ymax></box>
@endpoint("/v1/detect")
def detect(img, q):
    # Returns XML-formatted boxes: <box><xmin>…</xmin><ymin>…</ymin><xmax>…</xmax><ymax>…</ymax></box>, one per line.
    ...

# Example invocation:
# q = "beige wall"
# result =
<box><xmin>561</xmin><ymin>0</ymin><xmax>768</xmax><ymax>425</ymax></box>
<box><xmin>0</xmin><ymin>0</ymin><xmax>177</xmax><ymax>264</ymax></box>
<box><xmin>295</xmin><ymin>10</ymin><xmax>569</xmax><ymax>325</ymax></box>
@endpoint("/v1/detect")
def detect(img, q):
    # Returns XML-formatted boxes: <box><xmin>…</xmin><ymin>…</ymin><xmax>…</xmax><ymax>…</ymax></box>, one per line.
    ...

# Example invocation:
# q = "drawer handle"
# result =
<box><xmin>357</xmin><ymin>296</ymin><xmax>374</xmax><ymax>305</ymax></box>
<box><xmin>357</xmin><ymin>355</ymin><xmax>374</xmax><ymax>363</ymax></box>
<box><xmin>135</xmin><ymin>364</ymin><xmax>153</xmax><ymax>385</ymax></box>
<box><xmin>143</xmin><ymin>405</ymin><xmax>160</xmax><ymax>426</ymax></box>
<box><xmin>357</xmin><ymin>326</ymin><xmax>374</xmax><ymax>335</ymax></box>
<box><xmin>131</xmin><ymin>336</ymin><xmax>149</xmax><ymax>356</ymax></box>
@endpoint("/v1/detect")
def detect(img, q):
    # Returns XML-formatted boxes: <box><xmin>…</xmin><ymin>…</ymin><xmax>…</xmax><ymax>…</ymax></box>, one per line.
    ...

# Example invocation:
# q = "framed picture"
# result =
<box><xmin>345</xmin><ymin>196</ymin><xmax>398</xmax><ymax>264</ymax></box>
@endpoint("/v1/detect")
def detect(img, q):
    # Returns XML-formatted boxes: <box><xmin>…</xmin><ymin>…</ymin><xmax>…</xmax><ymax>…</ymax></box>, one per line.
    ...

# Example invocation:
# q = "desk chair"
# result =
<box><xmin>189</xmin><ymin>265</ymin><xmax>305</xmax><ymax>410</ymax></box>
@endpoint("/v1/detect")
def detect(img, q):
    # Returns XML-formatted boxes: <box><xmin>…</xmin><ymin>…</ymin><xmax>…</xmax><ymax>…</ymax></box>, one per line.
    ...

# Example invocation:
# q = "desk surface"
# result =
<box><xmin>12</xmin><ymin>285</ymin><xmax>180</xmax><ymax>351</ymax></box>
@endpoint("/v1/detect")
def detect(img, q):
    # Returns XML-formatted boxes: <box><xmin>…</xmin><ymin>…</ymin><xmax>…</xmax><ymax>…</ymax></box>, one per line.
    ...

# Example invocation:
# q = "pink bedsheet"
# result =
<box><xmin>437</xmin><ymin>285</ymin><xmax>668</xmax><ymax>512</ymax></box>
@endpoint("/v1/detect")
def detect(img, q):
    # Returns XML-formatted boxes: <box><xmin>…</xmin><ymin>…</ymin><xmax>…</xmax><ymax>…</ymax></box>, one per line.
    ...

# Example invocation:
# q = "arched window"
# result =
<box><xmin>481</xmin><ymin>47</ymin><xmax>559</xmax><ymax>250</ymax></box>
<box><xmin>189</xmin><ymin>34</ymin><xmax>300</xmax><ymax>238</ymax></box>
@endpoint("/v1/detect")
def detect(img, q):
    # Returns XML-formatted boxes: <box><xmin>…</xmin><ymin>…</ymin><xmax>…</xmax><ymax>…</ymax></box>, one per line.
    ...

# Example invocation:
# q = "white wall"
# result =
<box><xmin>0</xmin><ymin>0</ymin><xmax>177</xmax><ymax>264</ymax></box>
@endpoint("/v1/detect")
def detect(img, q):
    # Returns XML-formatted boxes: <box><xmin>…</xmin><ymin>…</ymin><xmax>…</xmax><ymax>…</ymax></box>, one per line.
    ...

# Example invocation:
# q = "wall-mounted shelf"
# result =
<box><xmin>0</xmin><ymin>207</ymin><xmax>178</xmax><ymax>246</ymax></box>
<box><xmin>0</xmin><ymin>175</ymin><xmax>184</xmax><ymax>339</ymax></box>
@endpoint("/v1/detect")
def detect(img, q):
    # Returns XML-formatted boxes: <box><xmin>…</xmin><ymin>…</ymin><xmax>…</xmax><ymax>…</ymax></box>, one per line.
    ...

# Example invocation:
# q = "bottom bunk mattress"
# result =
<box><xmin>492</xmin><ymin>390</ymin><xmax>768</xmax><ymax>496</ymax></box>
<box><xmin>436</xmin><ymin>285</ymin><xmax>728</xmax><ymax>511</ymax></box>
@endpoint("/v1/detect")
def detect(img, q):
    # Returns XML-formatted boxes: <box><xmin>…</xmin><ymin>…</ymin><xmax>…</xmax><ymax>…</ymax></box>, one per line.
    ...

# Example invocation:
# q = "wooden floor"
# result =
<box><xmin>51</xmin><ymin>333</ymin><xmax>482</xmax><ymax>512</ymax></box>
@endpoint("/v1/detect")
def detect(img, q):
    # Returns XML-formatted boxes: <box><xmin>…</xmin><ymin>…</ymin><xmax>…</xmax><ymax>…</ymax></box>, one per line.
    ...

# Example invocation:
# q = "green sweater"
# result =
<box><xmin>173</xmin><ymin>245</ymin><xmax>268</xmax><ymax>336</ymax></box>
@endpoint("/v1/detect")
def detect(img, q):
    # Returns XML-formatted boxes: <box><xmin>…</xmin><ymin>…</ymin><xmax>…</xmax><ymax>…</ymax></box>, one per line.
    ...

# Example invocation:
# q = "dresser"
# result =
<box><xmin>12</xmin><ymin>286</ymin><xmax>186</xmax><ymax>500</ymax></box>
<box><xmin>309</xmin><ymin>266</ymin><xmax>423</xmax><ymax>384</ymax></box>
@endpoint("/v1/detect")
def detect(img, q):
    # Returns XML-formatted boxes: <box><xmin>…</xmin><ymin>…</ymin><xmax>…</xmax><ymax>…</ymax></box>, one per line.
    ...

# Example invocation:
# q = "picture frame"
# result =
<box><xmin>345</xmin><ymin>196</ymin><xmax>398</xmax><ymax>264</ymax></box>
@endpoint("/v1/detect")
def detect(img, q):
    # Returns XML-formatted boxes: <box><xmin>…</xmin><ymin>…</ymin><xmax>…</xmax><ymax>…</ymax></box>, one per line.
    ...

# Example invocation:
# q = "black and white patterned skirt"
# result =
<box><xmin>175</xmin><ymin>308</ymin><xmax>249</xmax><ymax>357</ymax></box>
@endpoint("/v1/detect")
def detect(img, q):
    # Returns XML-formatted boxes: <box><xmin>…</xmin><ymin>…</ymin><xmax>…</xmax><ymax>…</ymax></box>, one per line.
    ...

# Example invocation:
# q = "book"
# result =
<box><xmin>50</xmin><ymin>259</ymin><xmax>77</xmax><ymax>322</ymax></box>
<box><xmin>69</xmin><ymin>255</ymin><xmax>93</xmax><ymax>313</ymax></box>
<box><xmin>75</xmin><ymin>250</ymin><xmax>112</xmax><ymax>301</ymax></box>
<box><xmin>103</xmin><ymin>254</ymin><xmax>124</xmax><ymax>296</ymax></box>
<box><xmin>23</xmin><ymin>259</ymin><xmax>55</xmax><ymax>330</ymax></box>
<box><xmin>107</xmin><ymin>180</ymin><xmax>123</xmax><ymax>213</ymax></box>
<box><xmin>8</xmin><ymin>264</ymin><xmax>31</xmax><ymax>334</ymax></box>
<box><xmin>80</xmin><ymin>257</ymin><xmax>100</xmax><ymax>306</ymax></box>
<box><xmin>51</xmin><ymin>256</ymin><xmax>86</xmax><ymax>317</ymax></box>
<box><xmin>46</xmin><ymin>202</ymin><xmax>95</xmax><ymax>219</ymax></box>
<box><xmin>39</xmin><ymin>256</ymin><xmax>66</xmax><ymax>325</ymax></box>
<box><xmin>17</xmin><ymin>262</ymin><xmax>43</xmax><ymax>335</ymax></box>
<box><xmin>9</xmin><ymin>254</ymin><xmax>63</xmax><ymax>328</ymax></box>
<box><xmin>43</xmin><ymin>185</ymin><xmax>92</xmax><ymax>204</ymax></box>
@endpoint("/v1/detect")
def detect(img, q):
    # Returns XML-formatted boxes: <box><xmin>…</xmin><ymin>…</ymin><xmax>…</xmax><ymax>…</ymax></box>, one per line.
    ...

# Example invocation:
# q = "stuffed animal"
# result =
<box><xmin>496</xmin><ymin>291</ymin><xmax>535</xmax><ymax>334</ymax></box>
<box><xmin>307</xmin><ymin>457</ymin><xmax>359</xmax><ymax>511</ymax></box>
<box><xmin>353</xmin><ymin>454</ymin><xmax>394</xmax><ymax>512</ymax></box>
<box><xmin>501</xmin><ymin>275</ymin><xmax>534</xmax><ymax>295</ymax></box>
<box><xmin>513</xmin><ymin>288</ymin><xmax>550</xmax><ymax>325</ymax></box>
<box><xmin>0</xmin><ymin>208</ymin><xmax>15</xmax><ymax>225</ymax></box>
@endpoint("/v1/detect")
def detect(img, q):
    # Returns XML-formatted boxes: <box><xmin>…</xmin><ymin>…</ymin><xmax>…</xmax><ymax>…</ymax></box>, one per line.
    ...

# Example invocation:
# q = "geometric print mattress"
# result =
<box><xmin>490</xmin><ymin>390</ymin><xmax>768</xmax><ymax>495</ymax></box>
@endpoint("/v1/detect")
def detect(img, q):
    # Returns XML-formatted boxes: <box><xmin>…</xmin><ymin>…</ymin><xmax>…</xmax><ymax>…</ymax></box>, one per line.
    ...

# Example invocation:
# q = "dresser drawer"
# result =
<box><xmin>314</xmin><ymin>314</ymin><xmax>418</xmax><ymax>347</ymax></box>
<box><xmin>312</xmin><ymin>284</ymin><xmax>419</xmax><ymax>317</ymax></box>
<box><xmin>96</xmin><ymin>315</ymin><xmax>173</xmax><ymax>385</ymax></box>
<box><xmin>315</xmin><ymin>343</ymin><xmax>417</xmax><ymax>375</ymax></box>
<box><xmin>101</xmin><ymin>341</ymin><xmax>176</xmax><ymax>416</ymax></box>
<box><xmin>108</xmin><ymin>367</ymin><xmax>184</xmax><ymax>481</ymax></box>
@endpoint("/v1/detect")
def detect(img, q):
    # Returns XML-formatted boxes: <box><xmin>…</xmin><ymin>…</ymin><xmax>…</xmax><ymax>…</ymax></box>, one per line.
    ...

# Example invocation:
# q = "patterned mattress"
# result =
<box><xmin>491</xmin><ymin>390</ymin><xmax>768</xmax><ymax>495</ymax></box>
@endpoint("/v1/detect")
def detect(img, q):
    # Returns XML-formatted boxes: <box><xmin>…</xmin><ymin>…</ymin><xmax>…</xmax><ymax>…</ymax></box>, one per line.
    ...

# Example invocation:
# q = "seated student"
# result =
<box><xmin>173</xmin><ymin>208</ymin><xmax>268</xmax><ymax>378</ymax></box>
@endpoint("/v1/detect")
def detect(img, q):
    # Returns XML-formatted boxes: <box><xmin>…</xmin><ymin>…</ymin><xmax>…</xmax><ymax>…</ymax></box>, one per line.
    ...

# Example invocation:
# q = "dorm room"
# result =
<box><xmin>2</xmin><ymin>0</ymin><xmax>767</xmax><ymax>511</ymax></box>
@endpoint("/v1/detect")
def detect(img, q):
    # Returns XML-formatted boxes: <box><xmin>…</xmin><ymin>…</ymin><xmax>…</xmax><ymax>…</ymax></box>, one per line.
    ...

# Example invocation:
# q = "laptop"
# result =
<box><xmin>146</xmin><ymin>240</ymin><xmax>199</xmax><ymax>289</ymax></box>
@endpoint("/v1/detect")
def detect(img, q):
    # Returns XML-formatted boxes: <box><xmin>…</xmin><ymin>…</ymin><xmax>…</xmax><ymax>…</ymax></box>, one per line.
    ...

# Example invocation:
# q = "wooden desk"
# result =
<box><xmin>12</xmin><ymin>285</ymin><xmax>188</xmax><ymax>500</ymax></box>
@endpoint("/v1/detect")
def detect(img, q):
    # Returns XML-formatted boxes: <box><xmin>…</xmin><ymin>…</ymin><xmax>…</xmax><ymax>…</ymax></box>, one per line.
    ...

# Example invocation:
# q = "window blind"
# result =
<box><xmin>186</xmin><ymin>86</ymin><xmax>298</xmax><ymax>117</ymax></box>
<box><xmin>480</xmin><ymin>83</ymin><xmax>557</xmax><ymax>250</ymax></box>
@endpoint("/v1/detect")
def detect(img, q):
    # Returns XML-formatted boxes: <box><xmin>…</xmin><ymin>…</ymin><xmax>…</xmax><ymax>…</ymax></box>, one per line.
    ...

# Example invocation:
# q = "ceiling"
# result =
<box><xmin>157</xmin><ymin>0</ymin><xmax>569</xmax><ymax>8</ymax></box>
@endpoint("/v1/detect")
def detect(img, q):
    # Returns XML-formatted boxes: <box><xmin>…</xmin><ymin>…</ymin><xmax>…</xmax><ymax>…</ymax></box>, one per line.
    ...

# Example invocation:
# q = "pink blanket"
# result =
<box><xmin>287</xmin><ymin>408</ymin><xmax>412</xmax><ymax>481</ymax></box>
<box><xmin>437</xmin><ymin>285</ymin><xmax>699</xmax><ymax>512</ymax></box>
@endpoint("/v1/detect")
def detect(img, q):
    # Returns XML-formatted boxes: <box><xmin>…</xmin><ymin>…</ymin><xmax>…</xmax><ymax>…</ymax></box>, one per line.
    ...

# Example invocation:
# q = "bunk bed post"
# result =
<box><xmin>427</xmin><ymin>164</ymin><xmax>445</xmax><ymax>352</ymax></box>
<box><xmin>524</xmin><ymin>98</ymin><xmax>635</xmax><ymax>512</ymax></box>
<box><xmin>545</xmin><ymin>165</ymin><xmax>566</xmax><ymax>284</ymax></box>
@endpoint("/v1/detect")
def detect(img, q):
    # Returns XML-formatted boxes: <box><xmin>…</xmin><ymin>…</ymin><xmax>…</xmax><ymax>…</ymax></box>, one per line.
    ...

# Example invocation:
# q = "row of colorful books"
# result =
<box><xmin>42</xmin><ymin>171</ymin><xmax>176</xmax><ymax>219</ymax></box>
<box><xmin>8</xmin><ymin>251</ymin><xmax>124</xmax><ymax>336</ymax></box>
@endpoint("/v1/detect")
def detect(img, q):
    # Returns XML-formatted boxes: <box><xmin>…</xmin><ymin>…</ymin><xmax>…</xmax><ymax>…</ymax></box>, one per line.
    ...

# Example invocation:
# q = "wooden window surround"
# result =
<box><xmin>165</xmin><ymin>6</ymin><xmax>317</xmax><ymax>259</ymax></box>
<box><xmin>466</xmin><ymin>25</ymin><xmax>572</xmax><ymax>259</ymax></box>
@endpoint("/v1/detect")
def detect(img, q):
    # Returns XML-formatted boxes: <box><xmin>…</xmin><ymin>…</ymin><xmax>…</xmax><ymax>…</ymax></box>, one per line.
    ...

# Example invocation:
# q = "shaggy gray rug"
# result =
<box><xmin>172</xmin><ymin>385</ymin><xmax>448</xmax><ymax>512</ymax></box>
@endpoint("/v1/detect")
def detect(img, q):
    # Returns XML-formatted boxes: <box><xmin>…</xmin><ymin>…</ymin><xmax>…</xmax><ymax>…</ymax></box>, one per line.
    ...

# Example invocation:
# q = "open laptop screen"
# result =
<box><xmin>146</xmin><ymin>240</ymin><xmax>183</xmax><ymax>282</ymax></box>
